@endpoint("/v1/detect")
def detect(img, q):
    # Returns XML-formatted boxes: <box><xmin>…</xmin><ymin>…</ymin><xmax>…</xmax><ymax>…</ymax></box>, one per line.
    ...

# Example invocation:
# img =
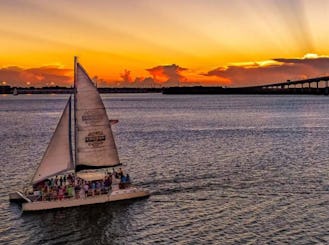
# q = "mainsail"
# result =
<box><xmin>32</xmin><ymin>97</ymin><xmax>74</xmax><ymax>184</ymax></box>
<box><xmin>74</xmin><ymin>59</ymin><xmax>120</xmax><ymax>171</ymax></box>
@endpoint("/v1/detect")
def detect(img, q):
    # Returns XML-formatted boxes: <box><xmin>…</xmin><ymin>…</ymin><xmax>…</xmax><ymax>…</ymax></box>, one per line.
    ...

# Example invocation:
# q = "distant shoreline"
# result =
<box><xmin>0</xmin><ymin>86</ymin><xmax>163</xmax><ymax>94</ymax></box>
<box><xmin>1</xmin><ymin>85</ymin><xmax>328</xmax><ymax>95</ymax></box>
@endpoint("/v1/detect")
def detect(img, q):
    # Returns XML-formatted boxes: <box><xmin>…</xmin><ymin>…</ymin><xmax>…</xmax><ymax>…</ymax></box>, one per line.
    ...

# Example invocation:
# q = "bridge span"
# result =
<box><xmin>163</xmin><ymin>76</ymin><xmax>329</xmax><ymax>95</ymax></box>
<box><xmin>246</xmin><ymin>76</ymin><xmax>329</xmax><ymax>94</ymax></box>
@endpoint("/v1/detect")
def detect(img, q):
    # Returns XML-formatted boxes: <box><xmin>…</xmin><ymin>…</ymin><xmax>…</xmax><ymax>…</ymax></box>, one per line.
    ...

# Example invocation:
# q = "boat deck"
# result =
<box><xmin>20</xmin><ymin>187</ymin><xmax>149</xmax><ymax>211</ymax></box>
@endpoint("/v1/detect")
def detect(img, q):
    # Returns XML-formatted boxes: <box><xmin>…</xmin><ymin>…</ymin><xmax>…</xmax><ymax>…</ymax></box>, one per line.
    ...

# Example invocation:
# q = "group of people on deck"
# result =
<box><xmin>30</xmin><ymin>168</ymin><xmax>131</xmax><ymax>202</ymax></box>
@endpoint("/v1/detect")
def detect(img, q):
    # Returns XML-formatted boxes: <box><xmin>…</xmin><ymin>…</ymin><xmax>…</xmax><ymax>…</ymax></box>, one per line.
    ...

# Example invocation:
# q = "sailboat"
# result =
<box><xmin>9</xmin><ymin>57</ymin><xmax>150</xmax><ymax>211</ymax></box>
<box><xmin>13</xmin><ymin>88</ymin><xmax>18</xmax><ymax>96</ymax></box>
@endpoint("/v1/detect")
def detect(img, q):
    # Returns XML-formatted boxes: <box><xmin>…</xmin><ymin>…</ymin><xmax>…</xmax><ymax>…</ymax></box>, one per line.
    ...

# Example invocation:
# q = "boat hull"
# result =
<box><xmin>9</xmin><ymin>191</ymin><xmax>30</xmax><ymax>203</ymax></box>
<box><xmin>22</xmin><ymin>188</ymin><xmax>150</xmax><ymax>212</ymax></box>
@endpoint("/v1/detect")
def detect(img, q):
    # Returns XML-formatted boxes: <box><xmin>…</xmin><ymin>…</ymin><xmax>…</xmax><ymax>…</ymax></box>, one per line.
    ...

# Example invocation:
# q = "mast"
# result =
<box><xmin>74</xmin><ymin>56</ymin><xmax>78</xmax><ymax>169</ymax></box>
<box><xmin>69</xmin><ymin>92</ymin><xmax>73</xmax><ymax>168</ymax></box>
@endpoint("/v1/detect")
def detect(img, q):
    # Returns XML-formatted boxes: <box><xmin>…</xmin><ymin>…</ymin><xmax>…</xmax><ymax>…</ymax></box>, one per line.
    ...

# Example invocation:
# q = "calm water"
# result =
<box><xmin>1</xmin><ymin>94</ymin><xmax>329</xmax><ymax>244</ymax></box>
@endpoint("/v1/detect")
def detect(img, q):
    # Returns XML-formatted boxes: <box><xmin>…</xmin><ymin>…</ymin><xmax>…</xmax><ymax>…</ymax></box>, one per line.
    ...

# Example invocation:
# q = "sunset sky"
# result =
<box><xmin>0</xmin><ymin>0</ymin><xmax>329</xmax><ymax>87</ymax></box>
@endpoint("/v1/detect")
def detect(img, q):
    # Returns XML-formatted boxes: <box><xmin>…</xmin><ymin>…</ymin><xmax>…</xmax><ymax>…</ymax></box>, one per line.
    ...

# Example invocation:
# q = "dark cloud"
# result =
<box><xmin>204</xmin><ymin>56</ymin><xmax>329</xmax><ymax>87</ymax></box>
<box><xmin>274</xmin><ymin>57</ymin><xmax>329</xmax><ymax>70</ymax></box>
<box><xmin>0</xmin><ymin>65</ymin><xmax>72</xmax><ymax>87</ymax></box>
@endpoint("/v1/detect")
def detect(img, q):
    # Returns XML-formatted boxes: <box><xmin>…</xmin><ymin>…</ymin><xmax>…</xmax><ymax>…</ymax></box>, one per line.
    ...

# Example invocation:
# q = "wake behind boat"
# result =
<box><xmin>9</xmin><ymin>57</ymin><xmax>150</xmax><ymax>211</ymax></box>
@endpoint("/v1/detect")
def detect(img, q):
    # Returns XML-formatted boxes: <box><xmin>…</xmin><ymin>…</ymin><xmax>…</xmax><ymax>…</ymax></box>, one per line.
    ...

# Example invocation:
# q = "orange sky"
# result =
<box><xmin>0</xmin><ymin>0</ymin><xmax>328</xmax><ymax>87</ymax></box>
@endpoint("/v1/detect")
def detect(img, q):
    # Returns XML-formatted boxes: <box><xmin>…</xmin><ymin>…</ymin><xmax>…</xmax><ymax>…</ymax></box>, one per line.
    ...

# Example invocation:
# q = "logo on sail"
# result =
<box><xmin>82</xmin><ymin>111</ymin><xmax>103</xmax><ymax>124</ymax></box>
<box><xmin>85</xmin><ymin>131</ymin><xmax>106</xmax><ymax>147</ymax></box>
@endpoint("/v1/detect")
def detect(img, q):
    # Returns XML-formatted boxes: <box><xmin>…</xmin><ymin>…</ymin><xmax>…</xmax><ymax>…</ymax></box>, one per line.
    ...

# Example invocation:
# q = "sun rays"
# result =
<box><xmin>0</xmin><ymin>0</ymin><xmax>328</xmax><ymax>87</ymax></box>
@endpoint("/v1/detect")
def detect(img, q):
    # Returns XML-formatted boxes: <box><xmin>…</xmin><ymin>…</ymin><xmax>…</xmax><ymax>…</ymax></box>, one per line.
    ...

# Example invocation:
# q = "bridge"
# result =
<box><xmin>163</xmin><ymin>76</ymin><xmax>329</xmax><ymax>95</ymax></box>
<box><xmin>245</xmin><ymin>76</ymin><xmax>329</xmax><ymax>95</ymax></box>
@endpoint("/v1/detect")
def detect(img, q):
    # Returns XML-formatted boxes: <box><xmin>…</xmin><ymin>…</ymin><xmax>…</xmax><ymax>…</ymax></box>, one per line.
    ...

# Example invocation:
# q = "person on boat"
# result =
<box><xmin>49</xmin><ymin>178</ymin><xmax>54</xmax><ymax>187</ymax></box>
<box><xmin>42</xmin><ymin>186</ymin><xmax>49</xmax><ymax>201</ymax></box>
<box><xmin>121</xmin><ymin>174</ymin><xmax>126</xmax><ymax>183</ymax></box>
<box><xmin>104</xmin><ymin>176</ymin><xmax>110</xmax><ymax>189</ymax></box>
<box><xmin>74</xmin><ymin>185</ymin><xmax>80</xmax><ymax>199</ymax></box>
<box><xmin>58</xmin><ymin>187</ymin><xmax>64</xmax><ymax>200</ymax></box>
<box><xmin>44</xmin><ymin>179</ymin><xmax>50</xmax><ymax>188</ymax></box>
<box><xmin>109</xmin><ymin>175</ymin><xmax>112</xmax><ymax>186</ymax></box>
<box><xmin>120</xmin><ymin>174</ymin><xmax>127</xmax><ymax>189</ymax></box>
<box><xmin>91</xmin><ymin>182</ymin><xmax>96</xmax><ymax>196</ymax></box>
<box><xmin>55</xmin><ymin>176</ymin><xmax>59</xmax><ymax>186</ymax></box>
<box><xmin>63</xmin><ymin>185</ymin><xmax>67</xmax><ymax>198</ymax></box>
<box><xmin>118</xmin><ymin>168</ymin><xmax>123</xmax><ymax>178</ymax></box>
<box><xmin>79</xmin><ymin>187</ymin><xmax>85</xmax><ymax>199</ymax></box>
<box><xmin>46</xmin><ymin>187</ymin><xmax>52</xmax><ymax>201</ymax></box>
<box><xmin>67</xmin><ymin>185</ymin><xmax>74</xmax><ymax>198</ymax></box>
<box><xmin>111</xmin><ymin>173</ymin><xmax>120</xmax><ymax>190</ymax></box>
<box><xmin>83</xmin><ymin>182</ymin><xmax>89</xmax><ymax>196</ymax></box>
<box><xmin>51</xmin><ymin>188</ymin><xmax>56</xmax><ymax>201</ymax></box>
<box><xmin>96</xmin><ymin>181</ymin><xmax>101</xmax><ymax>195</ymax></box>
<box><xmin>33</xmin><ymin>189</ymin><xmax>41</xmax><ymax>201</ymax></box>
<box><xmin>59</xmin><ymin>176</ymin><xmax>63</xmax><ymax>186</ymax></box>
<box><xmin>126</xmin><ymin>174</ymin><xmax>131</xmax><ymax>184</ymax></box>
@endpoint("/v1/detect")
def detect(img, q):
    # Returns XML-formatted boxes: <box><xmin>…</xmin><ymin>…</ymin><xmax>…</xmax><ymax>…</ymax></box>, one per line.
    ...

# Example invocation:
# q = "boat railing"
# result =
<box><xmin>29</xmin><ymin>186</ymin><xmax>113</xmax><ymax>202</ymax></box>
<box><xmin>29</xmin><ymin>182</ymin><xmax>137</xmax><ymax>202</ymax></box>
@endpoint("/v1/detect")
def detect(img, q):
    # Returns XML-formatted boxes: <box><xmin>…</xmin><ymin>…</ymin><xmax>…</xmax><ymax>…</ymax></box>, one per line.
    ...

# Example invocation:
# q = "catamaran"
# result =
<box><xmin>9</xmin><ymin>57</ymin><xmax>150</xmax><ymax>211</ymax></box>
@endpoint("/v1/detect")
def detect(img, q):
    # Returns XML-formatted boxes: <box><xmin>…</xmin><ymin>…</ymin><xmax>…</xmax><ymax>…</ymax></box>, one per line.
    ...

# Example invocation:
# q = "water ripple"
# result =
<box><xmin>1</xmin><ymin>94</ymin><xmax>329</xmax><ymax>244</ymax></box>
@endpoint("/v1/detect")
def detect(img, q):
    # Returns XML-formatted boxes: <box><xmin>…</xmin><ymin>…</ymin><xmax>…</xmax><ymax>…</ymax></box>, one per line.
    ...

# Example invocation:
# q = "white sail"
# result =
<box><xmin>13</xmin><ymin>88</ymin><xmax>18</xmax><ymax>96</ymax></box>
<box><xmin>32</xmin><ymin>97</ymin><xmax>74</xmax><ymax>184</ymax></box>
<box><xmin>74</xmin><ymin>60</ymin><xmax>120</xmax><ymax>171</ymax></box>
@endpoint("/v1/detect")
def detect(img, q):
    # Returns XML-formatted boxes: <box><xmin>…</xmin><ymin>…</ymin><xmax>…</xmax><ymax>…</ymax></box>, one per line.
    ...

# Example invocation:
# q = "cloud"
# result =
<box><xmin>120</xmin><ymin>69</ymin><xmax>133</xmax><ymax>83</ymax></box>
<box><xmin>2</xmin><ymin>54</ymin><xmax>328</xmax><ymax>88</ymax></box>
<box><xmin>119</xmin><ymin>76</ymin><xmax>158</xmax><ymax>88</ymax></box>
<box><xmin>146</xmin><ymin>64</ymin><xmax>187</xmax><ymax>85</ymax></box>
<box><xmin>113</xmin><ymin>65</ymin><xmax>189</xmax><ymax>87</ymax></box>
<box><xmin>203</xmin><ymin>54</ymin><xmax>329</xmax><ymax>87</ymax></box>
<box><xmin>114</xmin><ymin>69</ymin><xmax>156</xmax><ymax>87</ymax></box>
<box><xmin>274</xmin><ymin>56</ymin><xmax>329</xmax><ymax>70</ymax></box>
<box><xmin>134</xmin><ymin>77</ymin><xmax>157</xmax><ymax>87</ymax></box>
<box><xmin>0</xmin><ymin>65</ymin><xmax>72</xmax><ymax>87</ymax></box>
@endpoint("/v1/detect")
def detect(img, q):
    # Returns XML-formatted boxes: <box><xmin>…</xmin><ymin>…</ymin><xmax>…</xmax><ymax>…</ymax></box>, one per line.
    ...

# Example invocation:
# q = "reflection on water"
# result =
<box><xmin>1</xmin><ymin>94</ymin><xmax>329</xmax><ymax>244</ymax></box>
<box><xmin>21</xmin><ymin>200</ymin><xmax>145</xmax><ymax>244</ymax></box>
